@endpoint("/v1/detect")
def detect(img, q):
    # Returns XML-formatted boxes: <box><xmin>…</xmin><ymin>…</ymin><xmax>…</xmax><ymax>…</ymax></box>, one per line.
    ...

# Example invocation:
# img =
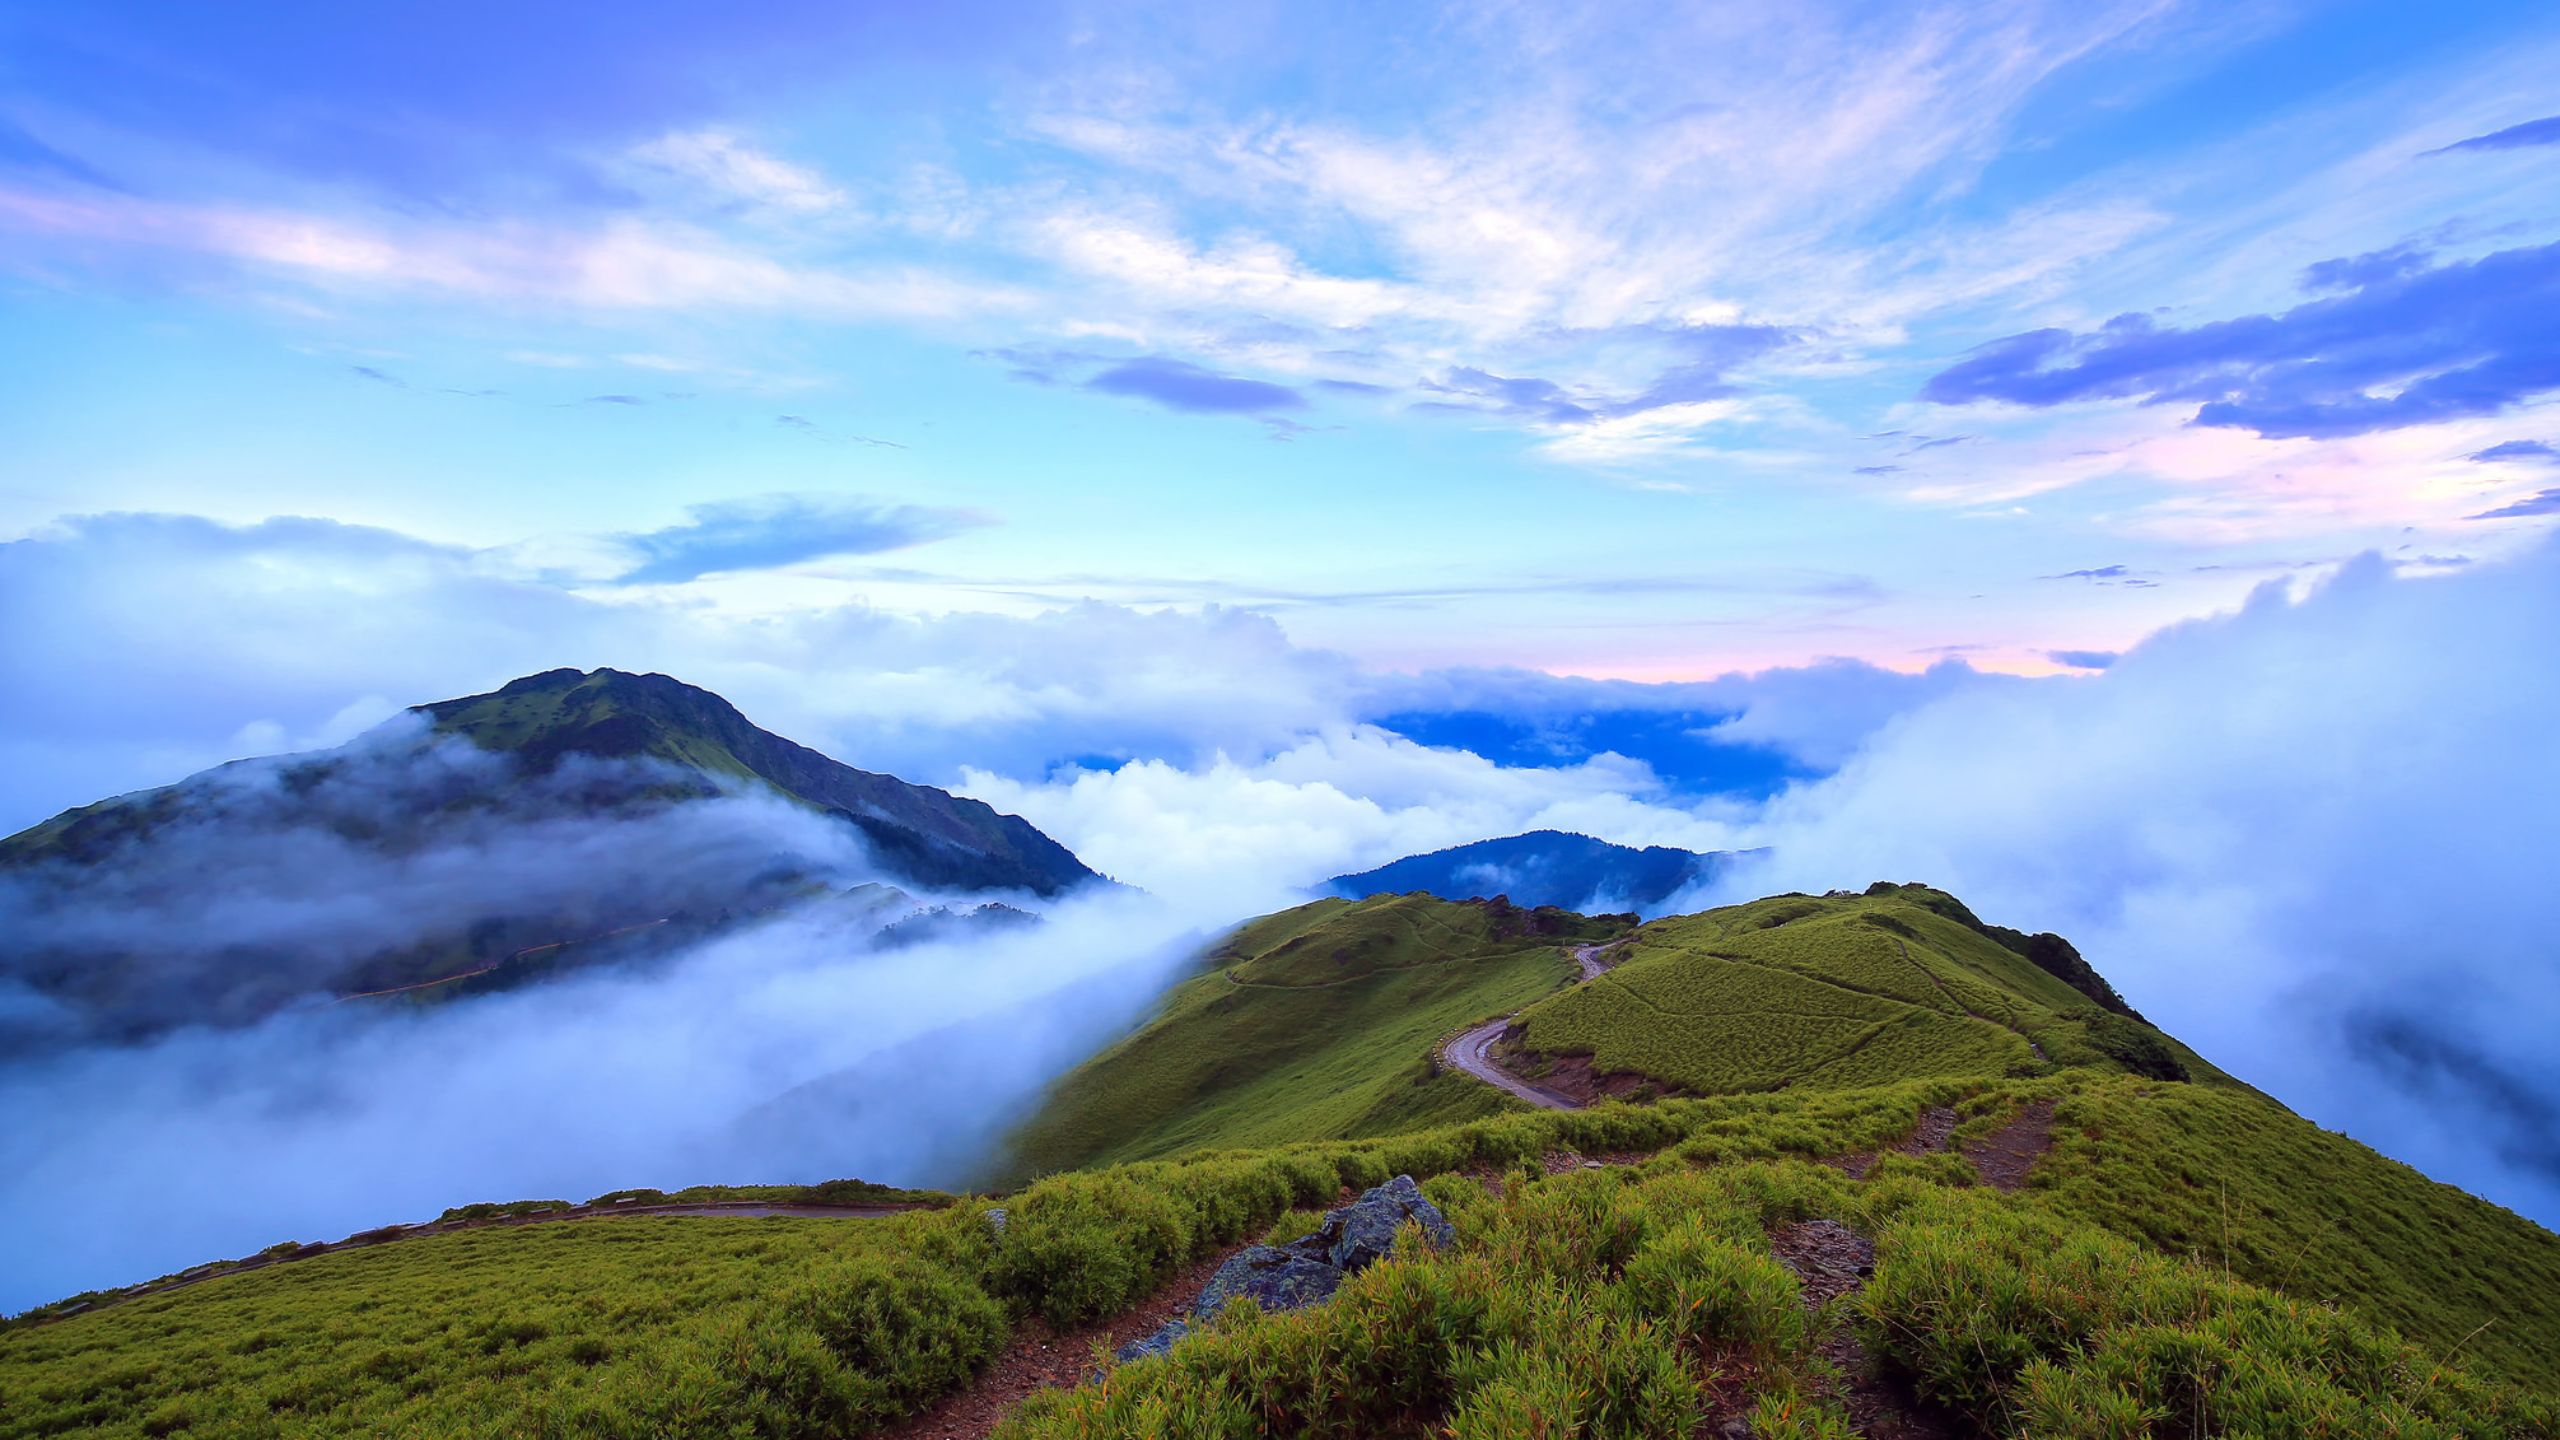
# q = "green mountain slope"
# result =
<box><xmin>1505</xmin><ymin>883</ymin><xmax>2227</xmax><ymax>1097</ymax></box>
<box><xmin>998</xmin><ymin>894</ymin><xmax>1632</xmax><ymax>1180</ymax></box>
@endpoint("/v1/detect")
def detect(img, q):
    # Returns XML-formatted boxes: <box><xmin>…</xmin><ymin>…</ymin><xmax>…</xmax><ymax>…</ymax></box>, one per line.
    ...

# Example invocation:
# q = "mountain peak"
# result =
<box><xmin>410</xmin><ymin>669</ymin><xmax>1095</xmax><ymax>896</ymax></box>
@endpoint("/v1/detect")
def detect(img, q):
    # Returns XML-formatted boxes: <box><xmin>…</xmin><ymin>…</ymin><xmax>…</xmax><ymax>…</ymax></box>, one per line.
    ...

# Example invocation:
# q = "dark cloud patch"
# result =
<box><xmin>2047</xmin><ymin>649</ymin><xmax>2119</xmax><ymax>670</ymax></box>
<box><xmin>578</xmin><ymin>394</ymin><xmax>647</xmax><ymax>407</ymax></box>
<box><xmin>1083</xmin><ymin>357</ymin><xmax>1307</xmax><ymax>417</ymax></box>
<box><xmin>2467</xmin><ymin>439</ymin><xmax>2556</xmax><ymax>463</ymax></box>
<box><xmin>613</xmin><ymin>494</ymin><xmax>987</xmax><ymax>585</ymax></box>
<box><xmin>1313</xmin><ymin>378</ymin><xmax>1391</xmax><ymax>395</ymax></box>
<box><xmin>1923</xmin><ymin>240</ymin><xmax>2560</xmax><ymax>440</ymax></box>
<box><xmin>2469</xmin><ymin>489</ymin><xmax>2560</xmax><ymax>520</ymax></box>
<box><xmin>2423</xmin><ymin>115</ymin><xmax>2560</xmax><ymax>157</ymax></box>
<box><xmin>349</xmin><ymin>365</ymin><xmax>405</xmax><ymax>387</ymax></box>
<box><xmin>2351</xmin><ymin>1014</ymin><xmax>2560</xmax><ymax>1182</ymax></box>
<box><xmin>1853</xmin><ymin>465</ymin><xmax>1903</xmax><ymax>476</ymax></box>
<box><xmin>2046</xmin><ymin>565</ymin><xmax>2130</xmax><ymax>580</ymax></box>
<box><xmin>2300</xmin><ymin>242</ymin><xmax>2430</xmax><ymax>293</ymax></box>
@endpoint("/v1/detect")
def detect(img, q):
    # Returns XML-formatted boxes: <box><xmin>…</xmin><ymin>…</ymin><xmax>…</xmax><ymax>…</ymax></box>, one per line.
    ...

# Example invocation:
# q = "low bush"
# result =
<box><xmin>994</xmin><ymin>1173</ymin><xmax>1194</xmax><ymax>1327</ymax></box>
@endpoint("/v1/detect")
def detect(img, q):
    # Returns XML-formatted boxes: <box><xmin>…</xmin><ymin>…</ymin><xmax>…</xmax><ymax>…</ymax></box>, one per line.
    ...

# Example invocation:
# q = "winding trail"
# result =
<box><xmin>1441</xmin><ymin>1018</ymin><xmax>1583</xmax><ymax>1110</ymax></box>
<box><xmin>1436</xmin><ymin>942</ymin><xmax>1618</xmax><ymax>1111</ymax></box>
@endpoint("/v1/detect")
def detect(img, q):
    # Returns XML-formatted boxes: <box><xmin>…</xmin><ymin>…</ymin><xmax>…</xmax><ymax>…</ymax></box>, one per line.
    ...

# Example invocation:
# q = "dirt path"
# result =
<box><xmin>27</xmin><ymin>1197</ymin><xmax>916</xmax><ymax>1324</ymax></box>
<box><xmin>877</xmin><ymin>1242</ymin><xmax>1254</xmax><ymax>1440</ymax></box>
<box><xmin>1826</xmin><ymin>1098</ymin><xmax>2059</xmax><ymax>1193</ymax></box>
<box><xmin>1764</xmin><ymin>1219</ymin><xmax>1963</xmax><ymax>1439</ymax></box>
<box><xmin>1961</xmin><ymin>1098</ymin><xmax>2058</xmax><ymax>1192</ymax></box>
<box><xmin>1441</xmin><ymin>1018</ymin><xmax>1584</xmax><ymax>1110</ymax></box>
<box><xmin>1434</xmin><ymin>942</ymin><xmax>1626</xmax><ymax>1111</ymax></box>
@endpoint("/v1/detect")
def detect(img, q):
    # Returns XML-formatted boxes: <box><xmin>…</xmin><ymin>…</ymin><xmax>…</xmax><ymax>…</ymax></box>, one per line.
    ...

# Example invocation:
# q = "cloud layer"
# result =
<box><xmin>1689</xmin><ymin>535</ymin><xmax>2560</xmax><ymax>1222</ymax></box>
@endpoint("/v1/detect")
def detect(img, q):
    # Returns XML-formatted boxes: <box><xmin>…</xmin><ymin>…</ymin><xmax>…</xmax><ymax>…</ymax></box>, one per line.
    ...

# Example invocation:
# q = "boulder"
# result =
<box><xmin>1112</xmin><ymin>1318</ymin><xmax>1188</xmax><ymax>1363</ymax></box>
<box><xmin>1299</xmin><ymin>1174</ymin><xmax>1455</xmax><ymax>1273</ymax></box>
<box><xmin>1192</xmin><ymin>1245</ymin><xmax>1345</xmax><ymax>1320</ymax></box>
<box><xmin>1109</xmin><ymin>1175</ymin><xmax>1455</xmax><ymax>1369</ymax></box>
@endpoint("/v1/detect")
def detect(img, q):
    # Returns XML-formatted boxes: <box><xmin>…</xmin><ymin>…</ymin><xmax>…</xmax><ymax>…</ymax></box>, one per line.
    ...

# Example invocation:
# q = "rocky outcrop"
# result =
<box><xmin>1112</xmin><ymin>1175</ymin><xmax>1453</xmax><ymax>1364</ymax></box>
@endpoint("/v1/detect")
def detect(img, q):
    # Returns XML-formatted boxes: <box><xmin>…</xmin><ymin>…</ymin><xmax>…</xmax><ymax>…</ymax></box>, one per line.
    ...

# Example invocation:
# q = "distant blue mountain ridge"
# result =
<box><xmin>1325</xmin><ymin>829</ymin><xmax>1743</xmax><ymax>913</ymax></box>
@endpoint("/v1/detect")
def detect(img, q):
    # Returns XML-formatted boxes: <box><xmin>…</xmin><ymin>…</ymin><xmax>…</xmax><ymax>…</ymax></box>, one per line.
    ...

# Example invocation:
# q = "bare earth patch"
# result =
<box><xmin>1829</xmin><ymin>1103</ymin><xmax>1958</xmax><ymax>1180</ymax></box>
<box><xmin>1766</xmin><ymin>1219</ymin><xmax>1967</xmax><ymax>1440</ymax></box>
<box><xmin>1962</xmin><ymin>1099</ymin><xmax>2057</xmax><ymax>1193</ymax></box>
<box><xmin>878</xmin><ymin>1243</ymin><xmax>1253</xmax><ymax>1440</ymax></box>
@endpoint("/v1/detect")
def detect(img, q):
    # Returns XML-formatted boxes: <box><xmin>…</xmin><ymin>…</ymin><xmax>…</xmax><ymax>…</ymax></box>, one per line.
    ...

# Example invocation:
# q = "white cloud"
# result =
<box><xmin>0</xmin><ymin>187</ymin><xmax>1018</xmax><ymax>320</ymax></box>
<box><xmin>0</xmin><ymin>882</ymin><xmax>1206</xmax><ymax>1311</ymax></box>
<box><xmin>1687</xmin><ymin>535</ymin><xmax>2560</xmax><ymax>1224</ymax></box>
<box><xmin>629</xmin><ymin>128</ymin><xmax>848</xmax><ymax>214</ymax></box>
<box><xmin>961</xmin><ymin>728</ymin><xmax>1739</xmax><ymax>913</ymax></box>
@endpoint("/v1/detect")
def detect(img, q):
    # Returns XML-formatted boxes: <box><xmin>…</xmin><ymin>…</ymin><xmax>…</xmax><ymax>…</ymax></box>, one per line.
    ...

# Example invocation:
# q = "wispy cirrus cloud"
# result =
<box><xmin>628</xmin><ymin>128</ymin><xmax>846</xmax><ymax>214</ymax></box>
<box><xmin>609</xmin><ymin>494</ymin><xmax>990</xmax><ymax>585</ymax></box>
<box><xmin>0</xmin><ymin>187</ymin><xmax>1018</xmax><ymax>319</ymax></box>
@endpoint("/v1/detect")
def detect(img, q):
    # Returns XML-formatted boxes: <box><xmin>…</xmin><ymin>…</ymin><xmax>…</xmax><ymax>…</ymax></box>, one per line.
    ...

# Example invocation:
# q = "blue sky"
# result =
<box><xmin>6</xmin><ymin>0</ymin><xmax>2559</xmax><ymax>681</ymax></box>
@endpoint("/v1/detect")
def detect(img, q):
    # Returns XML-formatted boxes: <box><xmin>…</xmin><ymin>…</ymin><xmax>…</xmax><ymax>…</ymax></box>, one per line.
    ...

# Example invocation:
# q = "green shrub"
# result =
<box><xmin>1619</xmin><ymin>1218</ymin><xmax>1809</xmax><ymax>1360</ymax></box>
<box><xmin>995</xmin><ymin>1173</ymin><xmax>1194</xmax><ymax>1326</ymax></box>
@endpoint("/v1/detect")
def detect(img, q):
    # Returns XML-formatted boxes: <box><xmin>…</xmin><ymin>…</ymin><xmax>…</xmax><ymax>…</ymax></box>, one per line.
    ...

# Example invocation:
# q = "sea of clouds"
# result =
<box><xmin>2</xmin><ymin>512</ymin><xmax>2555</xmax><ymax>1309</ymax></box>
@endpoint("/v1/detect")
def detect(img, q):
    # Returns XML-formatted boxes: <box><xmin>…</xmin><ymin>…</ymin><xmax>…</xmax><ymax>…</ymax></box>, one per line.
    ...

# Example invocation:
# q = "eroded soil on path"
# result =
<box><xmin>877</xmin><ymin>1243</ymin><xmax>1255</xmax><ymax>1440</ymax></box>
<box><xmin>1763</xmin><ymin>1219</ymin><xmax>1967</xmax><ymax>1440</ymax></box>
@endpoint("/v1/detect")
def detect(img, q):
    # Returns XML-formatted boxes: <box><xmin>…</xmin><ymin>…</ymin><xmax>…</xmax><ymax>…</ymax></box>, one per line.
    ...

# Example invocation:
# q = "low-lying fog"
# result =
<box><xmin>0</xmin><ymin>877</ymin><xmax>1203</xmax><ymax>1314</ymax></box>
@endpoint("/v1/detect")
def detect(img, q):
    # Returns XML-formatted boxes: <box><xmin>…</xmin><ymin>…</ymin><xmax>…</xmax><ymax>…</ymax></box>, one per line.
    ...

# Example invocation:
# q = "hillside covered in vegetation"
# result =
<box><xmin>6</xmin><ymin>884</ymin><xmax>2556</xmax><ymax>1437</ymax></box>
<box><xmin>998</xmin><ymin>893</ymin><xmax>1630</xmax><ymax>1179</ymax></box>
<box><xmin>1502</xmin><ymin>884</ymin><xmax>2223</xmax><ymax>1100</ymax></box>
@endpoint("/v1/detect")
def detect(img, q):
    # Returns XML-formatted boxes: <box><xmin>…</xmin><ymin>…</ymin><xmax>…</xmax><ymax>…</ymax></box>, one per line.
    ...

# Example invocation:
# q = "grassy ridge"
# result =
<box><xmin>2035</xmin><ymin>1078</ymin><xmax>2560</xmax><ymax>1389</ymax></box>
<box><xmin>1002</xmin><ymin>1150</ymin><xmax>2552</xmax><ymax>1439</ymax></box>
<box><xmin>997</xmin><ymin>894</ymin><xmax>1628</xmax><ymax>1181</ymax></box>
<box><xmin>7</xmin><ymin>1074</ymin><xmax>2553</xmax><ymax>1437</ymax></box>
<box><xmin>1511</xmin><ymin>887</ymin><xmax>2230</xmax><ymax>1094</ymax></box>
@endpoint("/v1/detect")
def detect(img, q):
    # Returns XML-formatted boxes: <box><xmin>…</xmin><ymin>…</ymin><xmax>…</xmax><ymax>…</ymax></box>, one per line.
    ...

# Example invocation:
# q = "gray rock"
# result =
<box><xmin>1191</xmin><ymin>1245</ymin><xmax>1346</xmax><ymax>1320</ymax></box>
<box><xmin>1110</xmin><ymin>1173</ymin><xmax>1457</xmax><ymax>1369</ymax></box>
<box><xmin>1297</xmin><ymin>1174</ymin><xmax>1455</xmax><ymax>1274</ymax></box>
<box><xmin>983</xmin><ymin>1206</ymin><xmax>1008</xmax><ymax>1238</ymax></box>
<box><xmin>1112</xmin><ymin>1318</ymin><xmax>1188</xmax><ymax>1363</ymax></box>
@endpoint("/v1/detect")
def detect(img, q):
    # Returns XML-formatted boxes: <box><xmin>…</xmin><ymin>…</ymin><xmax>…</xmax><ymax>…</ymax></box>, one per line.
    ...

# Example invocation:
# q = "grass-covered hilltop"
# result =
<box><xmin>6</xmin><ymin>884</ymin><xmax>2557</xmax><ymax>1438</ymax></box>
